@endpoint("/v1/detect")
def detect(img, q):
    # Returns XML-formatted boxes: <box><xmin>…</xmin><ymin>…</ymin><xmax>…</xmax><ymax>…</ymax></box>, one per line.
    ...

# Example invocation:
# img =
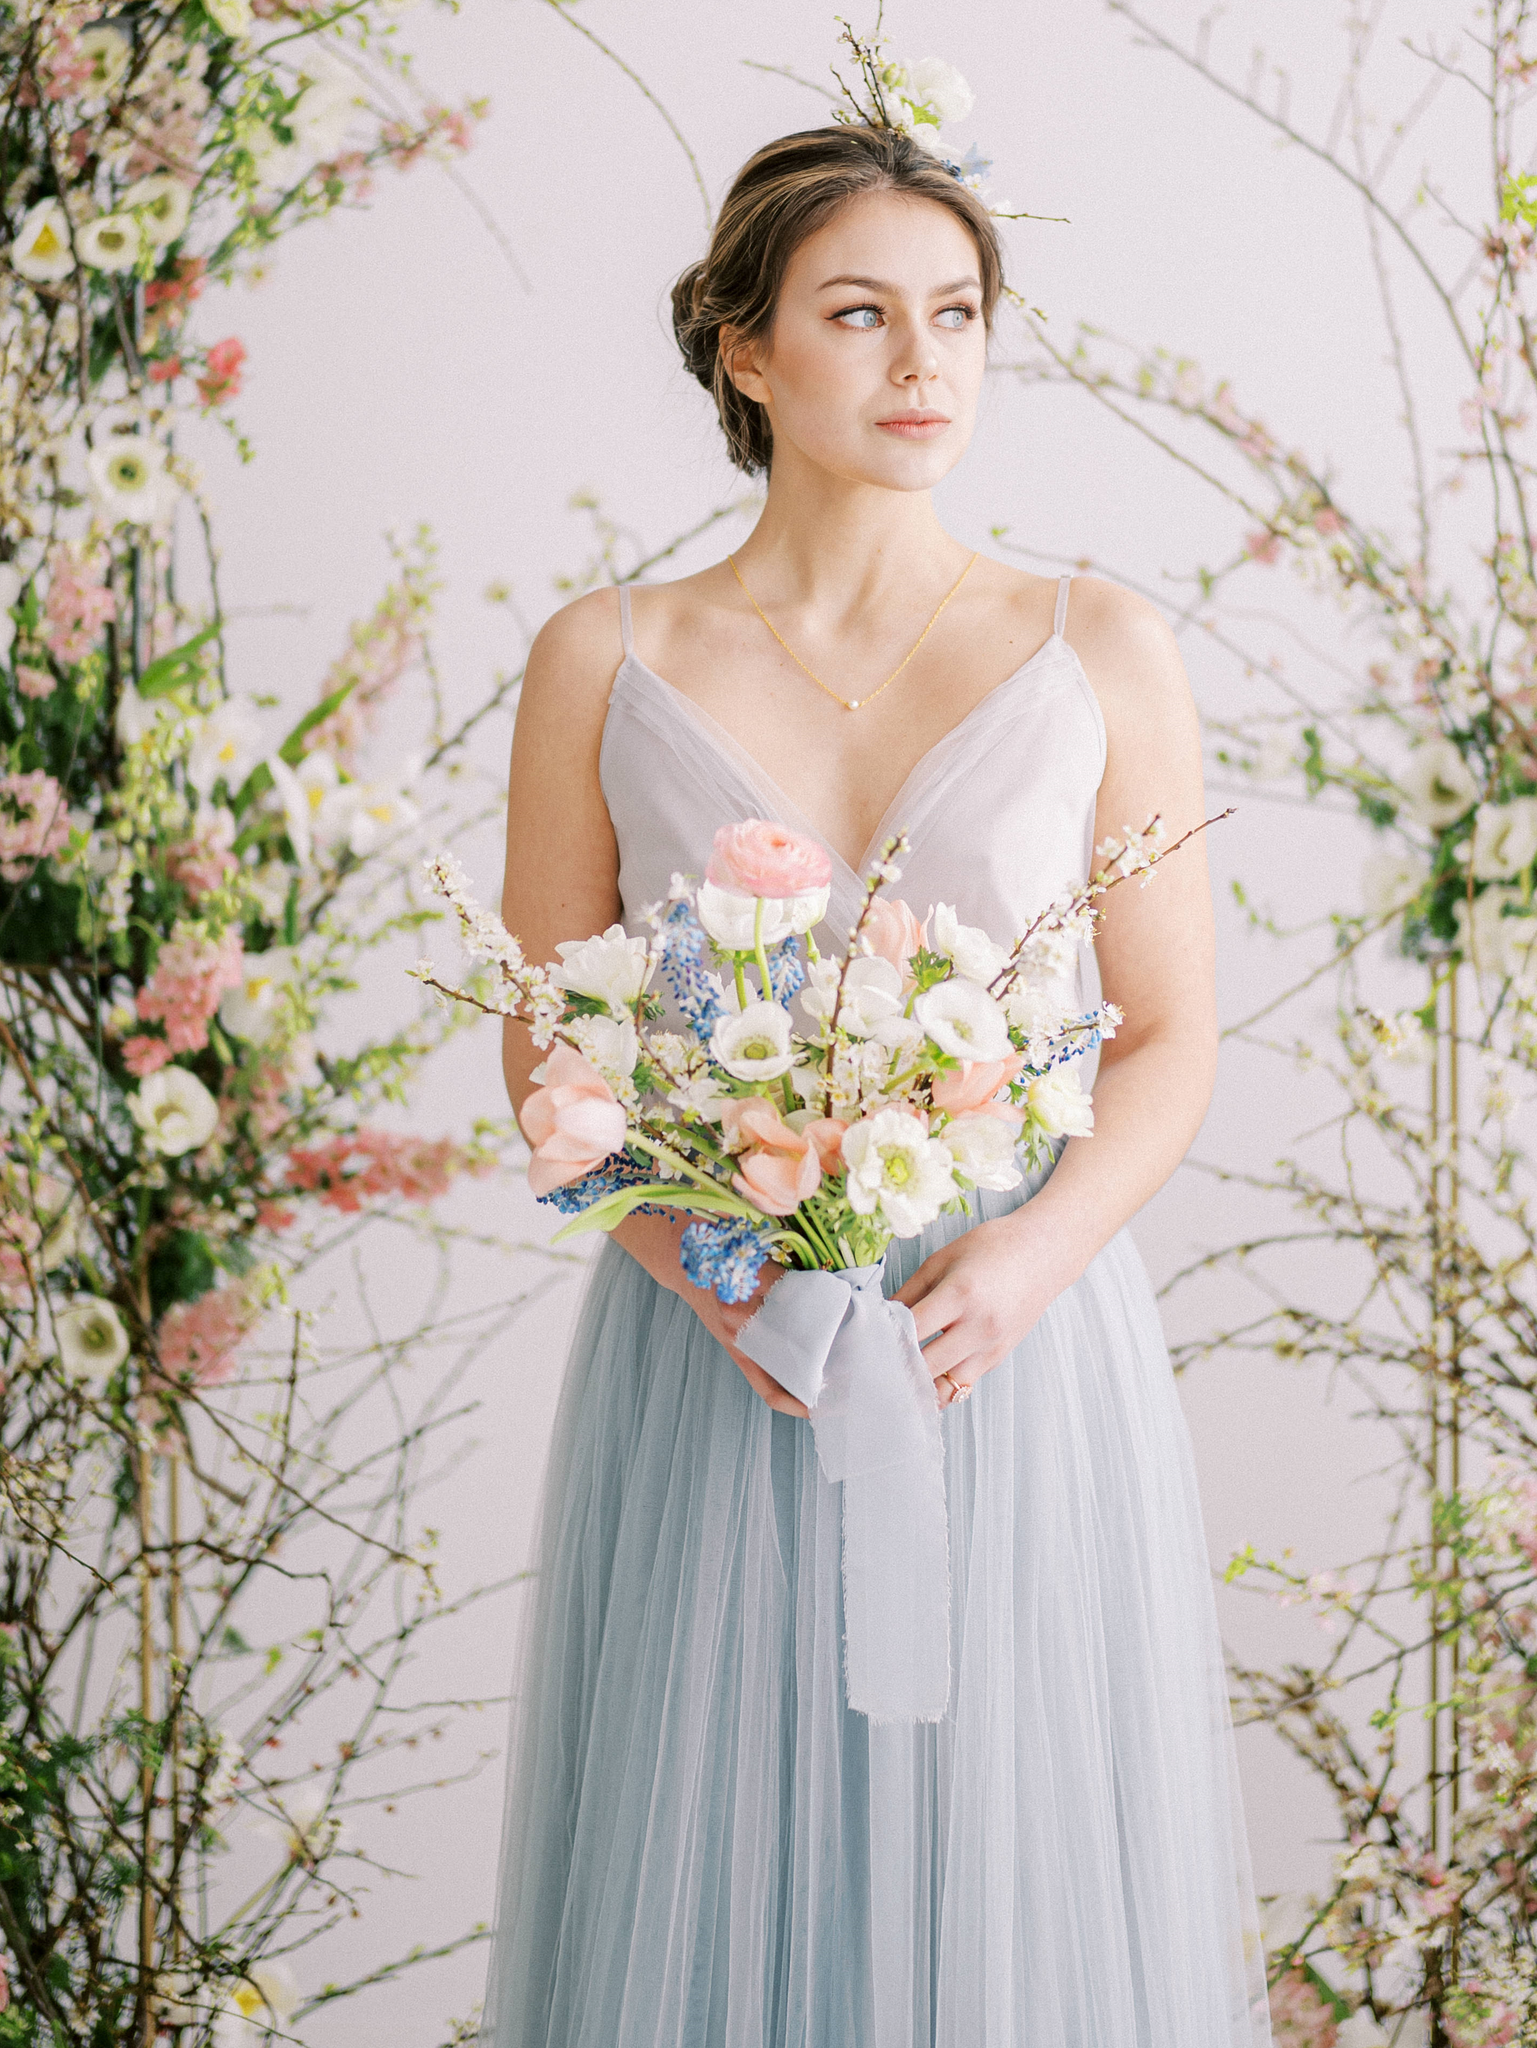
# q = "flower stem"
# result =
<box><xmin>753</xmin><ymin>896</ymin><xmax>774</xmax><ymax>1004</ymax></box>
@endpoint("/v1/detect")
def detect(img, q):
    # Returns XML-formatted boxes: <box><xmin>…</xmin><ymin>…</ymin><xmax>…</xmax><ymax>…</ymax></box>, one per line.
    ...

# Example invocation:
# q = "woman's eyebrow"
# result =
<box><xmin>817</xmin><ymin>273</ymin><xmax>981</xmax><ymax>295</ymax></box>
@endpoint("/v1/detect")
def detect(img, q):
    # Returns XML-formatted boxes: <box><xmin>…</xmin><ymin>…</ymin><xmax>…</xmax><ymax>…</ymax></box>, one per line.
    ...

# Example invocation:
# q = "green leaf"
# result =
<box><xmin>550</xmin><ymin>1184</ymin><xmax>753</xmax><ymax>1242</ymax></box>
<box><xmin>278</xmin><ymin>676</ymin><xmax>356</xmax><ymax>767</ymax></box>
<box><xmin>137</xmin><ymin>623</ymin><xmax>220</xmax><ymax>699</ymax></box>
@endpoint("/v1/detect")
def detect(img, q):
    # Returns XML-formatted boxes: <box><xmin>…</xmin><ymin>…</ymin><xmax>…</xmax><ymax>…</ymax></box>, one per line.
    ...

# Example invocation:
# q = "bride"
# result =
<box><xmin>481</xmin><ymin>118</ymin><xmax>1270</xmax><ymax>2048</ymax></box>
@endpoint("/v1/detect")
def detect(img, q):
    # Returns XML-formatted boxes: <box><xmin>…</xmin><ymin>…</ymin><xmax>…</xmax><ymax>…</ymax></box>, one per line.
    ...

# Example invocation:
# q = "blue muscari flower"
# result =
<box><xmin>659</xmin><ymin>898</ymin><xmax>724</xmax><ymax>1037</ymax></box>
<box><xmin>767</xmin><ymin>934</ymin><xmax>805</xmax><ymax>1005</ymax></box>
<box><xmin>535</xmin><ymin>1150</ymin><xmax>662</xmax><ymax>1217</ymax></box>
<box><xmin>679</xmin><ymin>1217</ymin><xmax>774</xmax><ymax>1305</ymax></box>
<box><xmin>1036</xmin><ymin>1010</ymin><xmax>1106</xmax><ymax>1072</ymax></box>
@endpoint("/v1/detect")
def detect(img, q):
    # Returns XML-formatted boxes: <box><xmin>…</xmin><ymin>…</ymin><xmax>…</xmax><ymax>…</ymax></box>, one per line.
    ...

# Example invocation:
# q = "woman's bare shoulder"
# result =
<box><xmin>522</xmin><ymin>586</ymin><xmax>626</xmax><ymax>701</ymax></box>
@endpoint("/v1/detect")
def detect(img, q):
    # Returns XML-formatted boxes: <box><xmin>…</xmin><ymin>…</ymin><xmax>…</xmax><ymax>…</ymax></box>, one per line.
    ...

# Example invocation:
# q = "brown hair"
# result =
<box><xmin>671</xmin><ymin>125</ymin><xmax>1004</xmax><ymax>476</ymax></box>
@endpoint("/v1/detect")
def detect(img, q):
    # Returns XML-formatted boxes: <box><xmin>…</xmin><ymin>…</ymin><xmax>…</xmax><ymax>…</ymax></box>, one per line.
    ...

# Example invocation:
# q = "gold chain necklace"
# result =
<box><xmin>727</xmin><ymin>550</ymin><xmax>980</xmax><ymax>713</ymax></box>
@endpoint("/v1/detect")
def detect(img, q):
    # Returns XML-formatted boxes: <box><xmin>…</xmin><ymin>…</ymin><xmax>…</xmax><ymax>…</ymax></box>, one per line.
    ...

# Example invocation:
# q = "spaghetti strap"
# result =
<box><xmin>617</xmin><ymin>583</ymin><xmax>634</xmax><ymax>659</ymax></box>
<box><xmin>1054</xmin><ymin>573</ymin><xmax>1073</xmax><ymax>638</ymax></box>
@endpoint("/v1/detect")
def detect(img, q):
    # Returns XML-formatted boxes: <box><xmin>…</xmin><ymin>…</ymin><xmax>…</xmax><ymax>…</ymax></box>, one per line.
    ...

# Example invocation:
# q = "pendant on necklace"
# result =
<box><xmin>847</xmin><ymin>699</ymin><xmax>860</xmax><ymax>710</ymax></box>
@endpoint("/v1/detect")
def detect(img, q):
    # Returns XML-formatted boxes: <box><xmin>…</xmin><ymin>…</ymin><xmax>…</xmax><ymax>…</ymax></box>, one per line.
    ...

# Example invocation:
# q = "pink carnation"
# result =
<box><xmin>0</xmin><ymin>770</ymin><xmax>69</xmax><ymax>881</ymax></box>
<box><xmin>155</xmin><ymin>1283</ymin><xmax>257</xmax><ymax>1389</ymax></box>
<box><xmin>16</xmin><ymin>663</ymin><xmax>55</xmax><ymax>701</ymax></box>
<box><xmin>707</xmin><ymin>819</ymin><xmax>832</xmax><ymax>899</ymax></box>
<box><xmin>135</xmin><ymin>928</ymin><xmax>244</xmax><ymax>1055</ymax></box>
<box><xmin>43</xmin><ymin>542</ymin><xmax>117</xmax><ymax>665</ymax></box>
<box><xmin>284</xmin><ymin>1129</ymin><xmax>485</xmax><ymax>1213</ymax></box>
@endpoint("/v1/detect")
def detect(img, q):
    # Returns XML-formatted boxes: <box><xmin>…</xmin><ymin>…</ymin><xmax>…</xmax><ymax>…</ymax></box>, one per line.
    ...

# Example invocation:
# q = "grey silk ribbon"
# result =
<box><xmin>737</xmin><ymin>1265</ymin><xmax>951</xmax><ymax>1723</ymax></box>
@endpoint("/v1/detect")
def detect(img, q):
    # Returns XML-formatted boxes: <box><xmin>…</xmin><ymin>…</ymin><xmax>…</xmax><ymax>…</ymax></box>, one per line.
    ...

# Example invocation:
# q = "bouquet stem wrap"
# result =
<box><xmin>737</xmin><ymin>1266</ymin><xmax>951</xmax><ymax>1723</ymax></box>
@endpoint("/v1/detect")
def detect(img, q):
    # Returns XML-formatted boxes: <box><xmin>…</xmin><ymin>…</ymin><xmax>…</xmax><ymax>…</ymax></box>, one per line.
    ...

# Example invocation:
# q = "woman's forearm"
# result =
<box><xmin>1006</xmin><ymin>1028</ymin><xmax>1217</xmax><ymax>1286</ymax></box>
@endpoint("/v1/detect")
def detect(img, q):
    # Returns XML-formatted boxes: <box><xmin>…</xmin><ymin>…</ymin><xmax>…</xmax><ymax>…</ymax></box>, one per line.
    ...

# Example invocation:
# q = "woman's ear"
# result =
<box><xmin>721</xmin><ymin>327</ymin><xmax>769</xmax><ymax>405</ymax></box>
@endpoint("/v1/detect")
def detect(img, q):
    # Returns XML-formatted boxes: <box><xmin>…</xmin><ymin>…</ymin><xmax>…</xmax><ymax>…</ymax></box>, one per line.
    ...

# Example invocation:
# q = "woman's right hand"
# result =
<box><xmin>611</xmin><ymin>1212</ymin><xmax>809</xmax><ymax>1417</ymax></box>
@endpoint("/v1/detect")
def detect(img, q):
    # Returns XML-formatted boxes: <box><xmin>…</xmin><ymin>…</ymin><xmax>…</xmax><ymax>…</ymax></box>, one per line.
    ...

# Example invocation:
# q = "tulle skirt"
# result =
<box><xmin>479</xmin><ymin>1174</ymin><xmax>1271</xmax><ymax>2048</ymax></box>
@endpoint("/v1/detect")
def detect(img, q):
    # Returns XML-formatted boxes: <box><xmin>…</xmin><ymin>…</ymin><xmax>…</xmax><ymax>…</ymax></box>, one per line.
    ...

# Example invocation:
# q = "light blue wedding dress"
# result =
<box><xmin>480</xmin><ymin>577</ymin><xmax>1272</xmax><ymax>2048</ymax></box>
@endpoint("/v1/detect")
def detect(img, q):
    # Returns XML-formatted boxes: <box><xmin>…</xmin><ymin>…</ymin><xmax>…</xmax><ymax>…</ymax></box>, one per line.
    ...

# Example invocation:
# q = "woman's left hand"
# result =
<box><xmin>892</xmin><ymin>1207</ymin><xmax>1072</xmax><ymax>1407</ymax></box>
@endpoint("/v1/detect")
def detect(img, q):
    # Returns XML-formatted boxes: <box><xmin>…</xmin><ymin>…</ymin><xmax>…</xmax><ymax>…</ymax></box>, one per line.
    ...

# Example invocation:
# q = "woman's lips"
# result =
<box><xmin>874</xmin><ymin>414</ymin><xmax>950</xmax><ymax>438</ymax></box>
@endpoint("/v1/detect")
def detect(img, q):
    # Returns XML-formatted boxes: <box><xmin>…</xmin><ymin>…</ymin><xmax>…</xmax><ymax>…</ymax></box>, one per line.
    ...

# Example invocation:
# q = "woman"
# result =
<box><xmin>482</xmin><ymin>123</ymin><xmax>1269</xmax><ymax>2048</ymax></box>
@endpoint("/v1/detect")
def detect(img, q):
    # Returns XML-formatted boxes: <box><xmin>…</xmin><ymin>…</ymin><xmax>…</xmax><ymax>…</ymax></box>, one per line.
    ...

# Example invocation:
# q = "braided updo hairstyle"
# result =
<box><xmin>671</xmin><ymin>125</ymin><xmax>1004</xmax><ymax>477</ymax></box>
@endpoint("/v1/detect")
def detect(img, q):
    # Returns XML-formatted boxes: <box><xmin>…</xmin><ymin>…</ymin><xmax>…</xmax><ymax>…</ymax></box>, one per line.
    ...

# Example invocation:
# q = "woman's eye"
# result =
<box><xmin>935</xmin><ymin>305</ymin><xmax>976</xmax><ymax>330</ymax></box>
<box><xmin>834</xmin><ymin>306</ymin><xmax>882</xmax><ymax>329</ymax></box>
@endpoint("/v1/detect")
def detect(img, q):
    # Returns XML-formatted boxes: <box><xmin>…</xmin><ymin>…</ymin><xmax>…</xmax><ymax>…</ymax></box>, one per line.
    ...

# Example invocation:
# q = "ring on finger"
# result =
<box><xmin>939</xmin><ymin>1371</ymin><xmax>974</xmax><ymax>1404</ymax></box>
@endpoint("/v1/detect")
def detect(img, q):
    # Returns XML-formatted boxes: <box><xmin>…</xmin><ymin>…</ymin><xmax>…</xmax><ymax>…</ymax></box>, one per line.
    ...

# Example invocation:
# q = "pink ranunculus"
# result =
<box><xmin>520</xmin><ymin>1045</ymin><xmax>627</xmax><ymax>1197</ymax></box>
<box><xmin>707</xmin><ymin>819</ymin><xmax>832</xmax><ymax>900</ymax></box>
<box><xmin>931</xmin><ymin>1054</ymin><xmax>1025</xmax><ymax>1117</ymax></box>
<box><xmin>729</xmin><ymin>1100</ymin><xmax>821</xmax><ymax>1216</ymax></box>
<box><xmin>860</xmin><ymin>897</ymin><xmax>927</xmax><ymax>974</ymax></box>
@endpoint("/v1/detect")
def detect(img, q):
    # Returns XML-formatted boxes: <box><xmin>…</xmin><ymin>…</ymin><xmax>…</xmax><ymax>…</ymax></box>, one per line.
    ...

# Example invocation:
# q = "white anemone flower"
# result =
<box><xmin>802</xmin><ymin>955</ymin><xmax>905</xmax><ymax>1037</ymax></box>
<box><xmin>56</xmin><ymin>1295</ymin><xmax>130</xmax><ymax>1382</ymax></box>
<box><xmin>1026</xmin><ymin>1068</ymin><xmax>1095</xmax><ymax>1139</ymax></box>
<box><xmin>122</xmin><ymin>174</ymin><xmax>192</xmax><ymax>249</ymax></box>
<box><xmin>904</xmin><ymin>56</ymin><xmax>976</xmax><ymax>124</ymax></box>
<box><xmin>842</xmin><ymin>1109</ymin><xmax>958</xmax><ymax>1237</ymax></box>
<box><xmin>204</xmin><ymin>0</ymin><xmax>254</xmax><ymax>35</ymax></box>
<box><xmin>86</xmin><ymin>435</ymin><xmax>175</xmax><ymax>528</ymax></box>
<box><xmin>78</xmin><ymin>23</ymin><xmax>132</xmax><ymax>95</ymax></box>
<box><xmin>938</xmin><ymin>1113</ymin><xmax>1023</xmax><ymax>1191</ymax></box>
<box><xmin>77</xmin><ymin>213</ymin><xmax>139</xmax><ymax>273</ymax></box>
<box><xmin>711</xmin><ymin>1000</ymin><xmax>797</xmax><ymax>1081</ymax></box>
<box><xmin>245</xmin><ymin>123</ymin><xmax>303</xmax><ymax>196</ymax></box>
<box><xmin>214</xmin><ymin>1961</ymin><xmax>299</xmax><ymax>2047</ymax></box>
<box><xmin>1361</xmin><ymin>846</ymin><xmax>1430</xmax><ymax>920</ymax></box>
<box><xmin>11</xmin><ymin>199</ymin><xmax>75</xmax><ymax>284</ymax></box>
<box><xmin>219</xmin><ymin>948</ymin><xmax>297</xmax><ymax>1045</ymax></box>
<box><xmin>1471</xmin><ymin>796</ymin><xmax>1537</xmax><ymax>881</ymax></box>
<box><xmin>129</xmin><ymin>1068</ymin><xmax>220</xmax><ymax>1158</ymax></box>
<box><xmin>1399</xmin><ymin>737</ymin><xmax>1479</xmax><ymax>829</ymax></box>
<box><xmin>696</xmin><ymin>880</ymin><xmax>800</xmax><ymax>951</ymax></box>
<box><xmin>1456</xmin><ymin>886</ymin><xmax>1537</xmax><ymax>984</ymax></box>
<box><xmin>913</xmin><ymin>978</ymin><xmax>1012</xmax><ymax>1062</ymax></box>
<box><xmin>553</xmin><ymin>926</ymin><xmax>653</xmax><ymax>1008</ymax></box>
<box><xmin>288</xmin><ymin>75</ymin><xmax>361</xmax><ymax>157</ymax></box>
<box><xmin>930</xmin><ymin>903</ymin><xmax>1009</xmax><ymax>984</ymax></box>
<box><xmin>567</xmin><ymin>1012</ymin><xmax>640</xmax><ymax>1083</ymax></box>
<box><xmin>188</xmin><ymin>701</ymin><xmax>262</xmax><ymax>798</ymax></box>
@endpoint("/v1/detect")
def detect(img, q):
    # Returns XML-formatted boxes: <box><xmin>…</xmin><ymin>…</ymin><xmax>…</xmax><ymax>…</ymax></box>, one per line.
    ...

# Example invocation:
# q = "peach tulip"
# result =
<box><xmin>930</xmin><ymin>1053</ymin><xmax>1025</xmax><ymax>1119</ymax></box>
<box><xmin>520</xmin><ymin>1044</ymin><xmax>628</xmax><ymax>1196</ymax></box>
<box><xmin>799</xmin><ymin>1117</ymin><xmax>848</xmax><ymax>1172</ymax></box>
<box><xmin>728</xmin><ymin>1099</ymin><xmax>822</xmax><ymax>1216</ymax></box>
<box><xmin>861</xmin><ymin>897</ymin><xmax>927</xmax><ymax>975</ymax></box>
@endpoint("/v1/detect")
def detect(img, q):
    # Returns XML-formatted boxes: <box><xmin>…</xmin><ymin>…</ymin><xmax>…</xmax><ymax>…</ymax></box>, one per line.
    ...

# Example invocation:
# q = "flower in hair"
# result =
<box><xmin>830</xmin><ymin>21</ymin><xmax>1011</xmax><ymax>210</ymax></box>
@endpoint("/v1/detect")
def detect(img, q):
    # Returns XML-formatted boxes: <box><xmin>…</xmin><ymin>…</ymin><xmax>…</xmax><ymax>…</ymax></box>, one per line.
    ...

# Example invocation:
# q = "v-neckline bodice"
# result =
<box><xmin>609</xmin><ymin>627</ymin><xmax>1079</xmax><ymax>886</ymax></box>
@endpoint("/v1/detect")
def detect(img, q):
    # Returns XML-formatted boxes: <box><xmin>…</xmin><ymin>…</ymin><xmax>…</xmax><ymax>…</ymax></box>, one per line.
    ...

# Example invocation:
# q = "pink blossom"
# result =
<box><xmin>1245</xmin><ymin>531</ymin><xmax>1282</xmax><ymax>567</ymax></box>
<box><xmin>155</xmin><ymin>1283</ymin><xmax>257</xmax><ymax>1389</ymax></box>
<box><xmin>0</xmin><ymin>770</ymin><xmax>69</xmax><ymax>881</ymax></box>
<box><xmin>16</xmin><ymin>663</ymin><xmax>55</xmax><ymax>700</ymax></box>
<box><xmin>135</xmin><ymin>928</ymin><xmax>244</xmax><ymax>1055</ymax></box>
<box><xmin>708</xmin><ymin>820</ymin><xmax>832</xmax><ymax>899</ymax></box>
<box><xmin>0</xmin><ymin>1952</ymin><xmax>8</xmax><ymax>2012</ymax></box>
<box><xmin>1267</xmin><ymin>1966</ymin><xmax>1337</xmax><ymax>2048</ymax></box>
<box><xmin>43</xmin><ymin>542</ymin><xmax>117</xmax><ymax>665</ymax></box>
<box><xmin>166</xmin><ymin>811</ymin><xmax>237</xmax><ymax>901</ymax></box>
<box><xmin>1313</xmin><ymin>508</ymin><xmax>1344</xmax><ymax>537</ymax></box>
<box><xmin>305</xmin><ymin>561</ymin><xmax>433</xmax><ymax>767</ymax></box>
<box><xmin>147</xmin><ymin>356</ymin><xmax>182</xmax><ymax>385</ymax></box>
<box><xmin>381</xmin><ymin>101</ymin><xmax>483</xmax><ymax>170</ymax></box>
<box><xmin>518</xmin><ymin>1047</ymin><xmax>627</xmax><ymax>1197</ymax></box>
<box><xmin>285</xmin><ymin>1129</ymin><xmax>486</xmax><ymax>1212</ymax></box>
<box><xmin>197</xmin><ymin>336</ymin><xmax>246</xmax><ymax>409</ymax></box>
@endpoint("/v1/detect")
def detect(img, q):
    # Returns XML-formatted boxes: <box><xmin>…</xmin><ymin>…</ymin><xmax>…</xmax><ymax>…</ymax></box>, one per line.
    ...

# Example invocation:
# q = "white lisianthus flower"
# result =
<box><xmin>55</xmin><ymin>1295</ymin><xmax>129</xmax><ymax>1382</ymax></box>
<box><xmin>78</xmin><ymin>23</ymin><xmax>132</xmax><ymax>94</ymax></box>
<box><xmin>930</xmin><ymin>903</ymin><xmax>1009</xmax><ymax>984</ymax></box>
<box><xmin>938</xmin><ymin>1113</ymin><xmax>1023</xmax><ymax>1191</ymax></box>
<box><xmin>122</xmin><ymin>174</ymin><xmax>192</xmax><ymax>249</ymax></box>
<box><xmin>842</xmin><ymin>1108</ymin><xmax>959</xmax><ymax>1237</ymax></box>
<box><xmin>913</xmin><ymin>978</ymin><xmax>1012</xmax><ymax>1062</ymax></box>
<box><xmin>77</xmin><ymin>213</ymin><xmax>139</xmax><ymax>273</ymax></box>
<box><xmin>1025</xmin><ymin>1068</ymin><xmax>1095</xmax><ymax>1139</ymax></box>
<box><xmin>696</xmin><ymin>880</ymin><xmax>801</xmax><ymax>950</ymax></box>
<box><xmin>187</xmin><ymin>701</ymin><xmax>262</xmax><ymax>797</ymax></box>
<box><xmin>87</xmin><ymin>436</ymin><xmax>175</xmax><ymax>528</ymax></box>
<box><xmin>130</xmin><ymin>1068</ymin><xmax>220</xmax><ymax>1157</ymax></box>
<box><xmin>711</xmin><ymin>1000</ymin><xmax>797</xmax><ymax>1080</ymax></box>
<box><xmin>11</xmin><ymin>200</ymin><xmax>75</xmax><ymax>284</ymax></box>
<box><xmin>1471</xmin><ymin>796</ymin><xmax>1537</xmax><ymax>881</ymax></box>
<box><xmin>553</xmin><ymin>925</ymin><xmax>653</xmax><ymax>1008</ymax></box>
<box><xmin>1456</xmin><ymin>885</ymin><xmax>1537</xmax><ymax>984</ymax></box>
<box><xmin>214</xmin><ymin>1961</ymin><xmax>299</xmax><ymax>2048</ymax></box>
<box><xmin>1361</xmin><ymin>846</ymin><xmax>1430</xmax><ymax>920</ymax></box>
<box><xmin>904</xmin><ymin>55</ymin><xmax>975</xmax><ymax>124</ymax></box>
<box><xmin>566</xmin><ymin>1012</ymin><xmax>640</xmax><ymax>1083</ymax></box>
<box><xmin>245</xmin><ymin>123</ymin><xmax>303</xmax><ymax>196</ymax></box>
<box><xmin>0</xmin><ymin>564</ymin><xmax>20</xmax><ymax>661</ymax></box>
<box><xmin>1399</xmin><ymin>737</ymin><xmax>1479</xmax><ymax>828</ymax></box>
<box><xmin>219</xmin><ymin>948</ymin><xmax>297</xmax><ymax>1044</ymax></box>
<box><xmin>204</xmin><ymin>0</ymin><xmax>254</xmax><ymax>36</ymax></box>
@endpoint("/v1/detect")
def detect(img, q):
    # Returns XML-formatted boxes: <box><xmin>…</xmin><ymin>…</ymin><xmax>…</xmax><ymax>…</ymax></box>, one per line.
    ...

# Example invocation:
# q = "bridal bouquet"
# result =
<box><xmin>413</xmin><ymin>817</ymin><xmax>1176</xmax><ymax>1301</ymax></box>
<box><xmin>415</xmin><ymin>813</ymin><xmax>1193</xmax><ymax>1722</ymax></box>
